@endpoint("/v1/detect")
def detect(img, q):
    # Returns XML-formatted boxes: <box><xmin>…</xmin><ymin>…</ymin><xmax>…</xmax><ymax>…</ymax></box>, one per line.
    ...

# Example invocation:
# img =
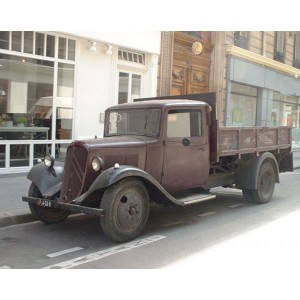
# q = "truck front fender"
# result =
<box><xmin>72</xmin><ymin>165</ymin><xmax>173</xmax><ymax>206</ymax></box>
<box><xmin>236</xmin><ymin>152</ymin><xmax>279</xmax><ymax>189</ymax></box>
<box><xmin>27</xmin><ymin>161</ymin><xmax>64</xmax><ymax>197</ymax></box>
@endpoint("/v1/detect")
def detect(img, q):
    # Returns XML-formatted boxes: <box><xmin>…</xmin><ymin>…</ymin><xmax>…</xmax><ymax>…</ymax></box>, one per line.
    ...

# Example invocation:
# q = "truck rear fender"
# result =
<box><xmin>27</xmin><ymin>161</ymin><xmax>64</xmax><ymax>197</ymax></box>
<box><xmin>236</xmin><ymin>152</ymin><xmax>279</xmax><ymax>189</ymax></box>
<box><xmin>73</xmin><ymin>165</ymin><xmax>172</xmax><ymax>206</ymax></box>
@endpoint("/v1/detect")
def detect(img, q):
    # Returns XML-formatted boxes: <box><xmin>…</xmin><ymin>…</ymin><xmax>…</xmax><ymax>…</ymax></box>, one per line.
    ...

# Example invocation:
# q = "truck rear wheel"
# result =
<box><xmin>100</xmin><ymin>178</ymin><xmax>150</xmax><ymax>243</ymax></box>
<box><xmin>28</xmin><ymin>183</ymin><xmax>70</xmax><ymax>224</ymax></box>
<box><xmin>242</xmin><ymin>161</ymin><xmax>275</xmax><ymax>204</ymax></box>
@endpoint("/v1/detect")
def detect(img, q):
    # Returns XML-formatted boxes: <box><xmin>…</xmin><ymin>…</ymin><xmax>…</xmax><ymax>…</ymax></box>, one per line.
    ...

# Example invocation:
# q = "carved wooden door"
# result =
<box><xmin>171</xmin><ymin>32</ymin><xmax>212</xmax><ymax>96</ymax></box>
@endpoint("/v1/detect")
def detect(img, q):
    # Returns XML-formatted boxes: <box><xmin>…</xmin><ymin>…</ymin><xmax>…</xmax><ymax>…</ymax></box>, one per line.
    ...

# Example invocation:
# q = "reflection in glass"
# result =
<box><xmin>24</xmin><ymin>31</ymin><xmax>33</xmax><ymax>54</ymax></box>
<box><xmin>35</xmin><ymin>32</ymin><xmax>44</xmax><ymax>56</ymax></box>
<box><xmin>58</xmin><ymin>37</ymin><xmax>66</xmax><ymax>59</ymax></box>
<box><xmin>55</xmin><ymin>143</ymin><xmax>70</xmax><ymax>160</ymax></box>
<box><xmin>34</xmin><ymin>143</ymin><xmax>49</xmax><ymax>164</ymax></box>
<box><xmin>0</xmin><ymin>143</ymin><xmax>5</xmax><ymax>168</ymax></box>
<box><xmin>57</xmin><ymin>63</ymin><xmax>74</xmax><ymax>140</ymax></box>
<box><xmin>10</xmin><ymin>144</ymin><xmax>29</xmax><ymax>167</ymax></box>
<box><xmin>12</xmin><ymin>32</ymin><xmax>22</xmax><ymax>52</ymax></box>
<box><xmin>0</xmin><ymin>31</ymin><xmax>9</xmax><ymax>50</ymax></box>
<box><xmin>0</xmin><ymin>54</ymin><xmax>54</xmax><ymax>140</ymax></box>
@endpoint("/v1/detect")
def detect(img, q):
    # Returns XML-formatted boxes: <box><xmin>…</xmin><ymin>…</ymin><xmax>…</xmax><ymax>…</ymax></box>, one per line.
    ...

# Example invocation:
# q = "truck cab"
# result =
<box><xmin>104</xmin><ymin>100</ymin><xmax>211</xmax><ymax>190</ymax></box>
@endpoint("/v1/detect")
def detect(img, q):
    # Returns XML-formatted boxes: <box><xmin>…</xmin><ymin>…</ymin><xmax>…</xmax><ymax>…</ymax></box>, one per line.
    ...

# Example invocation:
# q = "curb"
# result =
<box><xmin>0</xmin><ymin>213</ymin><xmax>37</xmax><ymax>228</ymax></box>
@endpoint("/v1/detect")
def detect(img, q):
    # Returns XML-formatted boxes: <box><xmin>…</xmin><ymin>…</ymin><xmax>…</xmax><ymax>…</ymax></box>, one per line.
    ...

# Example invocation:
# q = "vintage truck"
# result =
<box><xmin>22</xmin><ymin>93</ymin><xmax>294</xmax><ymax>242</ymax></box>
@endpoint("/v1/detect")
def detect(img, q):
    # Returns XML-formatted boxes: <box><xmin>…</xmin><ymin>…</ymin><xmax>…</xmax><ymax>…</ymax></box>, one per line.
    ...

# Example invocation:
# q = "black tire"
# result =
<box><xmin>242</xmin><ymin>189</ymin><xmax>253</xmax><ymax>202</ymax></box>
<box><xmin>242</xmin><ymin>161</ymin><xmax>275</xmax><ymax>204</ymax></box>
<box><xmin>28</xmin><ymin>183</ymin><xmax>70</xmax><ymax>224</ymax></box>
<box><xmin>100</xmin><ymin>178</ymin><xmax>150</xmax><ymax>243</ymax></box>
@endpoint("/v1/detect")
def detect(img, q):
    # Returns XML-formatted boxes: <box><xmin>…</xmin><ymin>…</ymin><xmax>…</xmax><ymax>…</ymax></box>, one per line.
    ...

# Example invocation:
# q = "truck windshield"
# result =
<box><xmin>105</xmin><ymin>108</ymin><xmax>161</xmax><ymax>137</ymax></box>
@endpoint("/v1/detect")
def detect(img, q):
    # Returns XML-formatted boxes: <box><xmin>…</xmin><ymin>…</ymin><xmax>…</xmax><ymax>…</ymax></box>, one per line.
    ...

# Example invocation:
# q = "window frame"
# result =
<box><xmin>233</xmin><ymin>31</ymin><xmax>249</xmax><ymax>50</ymax></box>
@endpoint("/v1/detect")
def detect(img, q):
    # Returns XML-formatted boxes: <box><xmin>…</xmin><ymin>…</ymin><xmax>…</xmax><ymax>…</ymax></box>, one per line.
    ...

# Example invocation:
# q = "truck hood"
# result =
<box><xmin>76</xmin><ymin>135</ymin><xmax>150</xmax><ymax>150</ymax></box>
<box><xmin>71</xmin><ymin>135</ymin><xmax>152</xmax><ymax>171</ymax></box>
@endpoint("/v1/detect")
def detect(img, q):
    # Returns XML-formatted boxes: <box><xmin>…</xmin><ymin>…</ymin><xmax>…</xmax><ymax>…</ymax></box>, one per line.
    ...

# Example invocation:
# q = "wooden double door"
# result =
<box><xmin>171</xmin><ymin>32</ymin><xmax>213</xmax><ymax>96</ymax></box>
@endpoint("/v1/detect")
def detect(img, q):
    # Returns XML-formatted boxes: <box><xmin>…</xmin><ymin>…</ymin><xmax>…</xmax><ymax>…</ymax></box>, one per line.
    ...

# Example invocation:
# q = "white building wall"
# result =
<box><xmin>74</xmin><ymin>40</ymin><xmax>115</xmax><ymax>140</ymax></box>
<box><xmin>68</xmin><ymin>32</ymin><xmax>161</xmax><ymax>140</ymax></box>
<box><xmin>60</xmin><ymin>31</ymin><xmax>161</xmax><ymax>54</ymax></box>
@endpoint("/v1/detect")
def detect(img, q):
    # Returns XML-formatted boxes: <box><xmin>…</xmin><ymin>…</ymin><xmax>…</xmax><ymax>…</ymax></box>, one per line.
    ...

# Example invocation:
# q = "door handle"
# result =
<box><xmin>182</xmin><ymin>137</ymin><xmax>190</xmax><ymax>146</ymax></box>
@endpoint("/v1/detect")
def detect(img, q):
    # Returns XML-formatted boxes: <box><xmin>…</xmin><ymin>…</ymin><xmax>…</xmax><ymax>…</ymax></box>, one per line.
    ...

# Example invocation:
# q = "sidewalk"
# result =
<box><xmin>0</xmin><ymin>173</ymin><xmax>36</xmax><ymax>227</ymax></box>
<box><xmin>0</xmin><ymin>149</ymin><xmax>300</xmax><ymax>228</ymax></box>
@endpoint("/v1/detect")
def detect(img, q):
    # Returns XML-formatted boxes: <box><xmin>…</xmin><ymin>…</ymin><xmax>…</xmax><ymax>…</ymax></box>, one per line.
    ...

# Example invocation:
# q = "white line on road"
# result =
<box><xmin>46</xmin><ymin>246</ymin><xmax>84</xmax><ymax>258</ymax></box>
<box><xmin>0</xmin><ymin>265</ymin><xmax>11</xmax><ymax>269</ymax></box>
<box><xmin>42</xmin><ymin>235</ymin><xmax>166</xmax><ymax>269</ymax></box>
<box><xmin>161</xmin><ymin>220</ymin><xmax>184</xmax><ymax>227</ymax></box>
<box><xmin>198</xmin><ymin>211</ymin><xmax>216</xmax><ymax>217</ymax></box>
<box><xmin>228</xmin><ymin>203</ymin><xmax>244</xmax><ymax>208</ymax></box>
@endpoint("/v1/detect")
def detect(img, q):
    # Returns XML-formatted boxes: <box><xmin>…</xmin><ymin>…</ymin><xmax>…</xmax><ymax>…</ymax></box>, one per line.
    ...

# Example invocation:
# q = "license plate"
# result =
<box><xmin>36</xmin><ymin>199</ymin><xmax>53</xmax><ymax>208</ymax></box>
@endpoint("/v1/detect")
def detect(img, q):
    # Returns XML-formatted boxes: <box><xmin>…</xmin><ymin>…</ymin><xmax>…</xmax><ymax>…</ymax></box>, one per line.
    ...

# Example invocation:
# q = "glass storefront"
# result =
<box><xmin>230</xmin><ymin>82</ymin><xmax>258</xmax><ymax>126</ymax></box>
<box><xmin>272</xmin><ymin>92</ymin><xmax>300</xmax><ymax>145</ymax></box>
<box><xmin>0</xmin><ymin>31</ymin><xmax>76</xmax><ymax>172</ymax></box>
<box><xmin>228</xmin><ymin>82</ymin><xmax>300</xmax><ymax>146</ymax></box>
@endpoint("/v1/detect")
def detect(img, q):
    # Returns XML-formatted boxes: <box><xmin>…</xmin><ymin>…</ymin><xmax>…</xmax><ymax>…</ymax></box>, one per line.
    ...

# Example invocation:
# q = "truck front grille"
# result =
<box><xmin>60</xmin><ymin>145</ymin><xmax>88</xmax><ymax>203</ymax></box>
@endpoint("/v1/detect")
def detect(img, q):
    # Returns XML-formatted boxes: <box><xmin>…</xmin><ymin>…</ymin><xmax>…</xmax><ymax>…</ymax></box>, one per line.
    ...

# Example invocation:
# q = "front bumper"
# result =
<box><xmin>22</xmin><ymin>196</ymin><xmax>104</xmax><ymax>216</ymax></box>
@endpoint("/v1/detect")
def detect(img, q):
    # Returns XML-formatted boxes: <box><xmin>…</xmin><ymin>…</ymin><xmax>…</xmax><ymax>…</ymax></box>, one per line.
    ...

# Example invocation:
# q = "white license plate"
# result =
<box><xmin>36</xmin><ymin>199</ymin><xmax>53</xmax><ymax>208</ymax></box>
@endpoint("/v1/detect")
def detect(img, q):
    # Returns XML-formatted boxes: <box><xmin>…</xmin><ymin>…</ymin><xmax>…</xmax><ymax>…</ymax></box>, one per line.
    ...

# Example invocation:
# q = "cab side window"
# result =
<box><xmin>167</xmin><ymin>110</ymin><xmax>202</xmax><ymax>138</ymax></box>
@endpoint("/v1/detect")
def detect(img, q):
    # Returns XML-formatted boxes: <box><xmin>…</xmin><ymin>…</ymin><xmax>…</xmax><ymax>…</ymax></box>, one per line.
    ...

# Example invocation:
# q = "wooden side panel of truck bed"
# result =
<box><xmin>217</xmin><ymin>126</ymin><xmax>292</xmax><ymax>159</ymax></box>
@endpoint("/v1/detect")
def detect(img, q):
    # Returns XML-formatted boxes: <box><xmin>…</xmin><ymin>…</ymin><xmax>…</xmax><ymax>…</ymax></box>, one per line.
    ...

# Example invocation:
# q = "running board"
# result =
<box><xmin>174</xmin><ymin>193</ymin><xmax>216</xmax><ymax>206</ymax></box>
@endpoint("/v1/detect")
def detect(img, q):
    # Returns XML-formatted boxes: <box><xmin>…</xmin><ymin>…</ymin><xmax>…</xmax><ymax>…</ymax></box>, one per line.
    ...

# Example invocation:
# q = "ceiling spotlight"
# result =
<box><xmin>89</xmin><ymin>41</ymin><xmax>97</xmax><ymax>51</ymax></box>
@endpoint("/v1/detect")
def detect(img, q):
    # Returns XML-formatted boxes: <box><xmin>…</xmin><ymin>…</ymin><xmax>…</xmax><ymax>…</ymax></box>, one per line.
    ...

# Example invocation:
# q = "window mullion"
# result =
<box><xmin>128</xmin><ymin>73</ymin><xmax>132</xmax><ymax>103</ymax></box>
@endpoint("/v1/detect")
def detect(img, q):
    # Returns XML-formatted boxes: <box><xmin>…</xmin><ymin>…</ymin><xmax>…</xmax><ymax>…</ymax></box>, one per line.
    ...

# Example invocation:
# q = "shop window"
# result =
<box><xmin>58</xmin><ymin>37</ymin><xmax>76</xmax><ymax>61</ymax></box>
<box><xmin>230</xmin><ymin>82</ymin><xmax>257</xmax><ymax>126</ymax></box>
<box><xmin>233</xmin><ymin>31</ymin><xmax>248</xmax><ymax>50</ymax></box>
<box><xmin>10</xmin><ymin>143</ymin><xmax>29</xmax><ymax>167</ymax></box>
<box><xmin>0</xmin><ymin>31</ymin><xmax>9</xmax><ymax>50</ymax></box>
<box><xmin>12</xmin><ymin>32</ymin><xmax>22</xmax><ymax>52</ymax></box>
<box><xmin>35</xmin><ymin>32</ymin><xmax>44</xmax><ymax>56</ymax></box>
<box><xmin>275</xmin><ymin>32</ymin><xmax>285</xmax><ymax>62</ymax></box>
<box><xmin>272</xmin><ymin>93</ymin><xmax>299</xmax><ymax>127</ymax></box>
<box><xmin>118</xmin><ymin>72</ymin><xmax>141</xmax><ymax>104</ymax></box>
<box><xmin>24</xmin><ymin>31</ymin><xmax>34</xmax><ymax>54</ymax></box>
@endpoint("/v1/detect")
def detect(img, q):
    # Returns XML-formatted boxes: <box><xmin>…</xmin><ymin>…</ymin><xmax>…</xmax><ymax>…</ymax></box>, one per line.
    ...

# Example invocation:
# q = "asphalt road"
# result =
<box><xmin>1</xmin><ymin>170</ymin><xmax>300</xmax><ymax>299</ymax></box>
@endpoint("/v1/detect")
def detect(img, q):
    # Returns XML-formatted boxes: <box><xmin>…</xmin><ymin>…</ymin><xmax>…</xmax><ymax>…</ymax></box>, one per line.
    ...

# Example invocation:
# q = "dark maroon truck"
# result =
<box><xmin>22</xmin><ymin>93</ymin><xmax>293</xmax><ymax>242</ymax></box>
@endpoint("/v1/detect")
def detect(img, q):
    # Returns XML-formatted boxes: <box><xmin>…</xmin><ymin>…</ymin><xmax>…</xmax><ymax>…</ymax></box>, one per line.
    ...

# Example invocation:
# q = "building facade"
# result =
<box><xmin>0</xmin><ymin>31</ymin><xmax>160</xmax><ymax>174</ymax></box>
<box><xmin>159</xmin><ymin>31</ymin><xmax>300</xmax><ymax>145</ymax></box>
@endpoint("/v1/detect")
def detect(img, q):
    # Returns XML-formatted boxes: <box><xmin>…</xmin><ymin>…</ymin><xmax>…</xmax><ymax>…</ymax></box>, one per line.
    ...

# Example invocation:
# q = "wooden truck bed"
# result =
<box><xmin>217</xmin><ymin>126</ymin><xmax>292</xmax><ymax>159</ymax></box>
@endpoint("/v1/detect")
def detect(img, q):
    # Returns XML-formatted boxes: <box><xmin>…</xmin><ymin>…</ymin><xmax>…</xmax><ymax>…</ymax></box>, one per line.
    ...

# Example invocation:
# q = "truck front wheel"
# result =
<box><xmin>242</xmin><ymin>161</ymin><xmax>275</xmax><ymax>204</ymax></box>
<box><xmin>28</xmin><ymin>183</ymin><xmax>70</xmax><ymax>224</ymax></box>
<box><xmin>100</xmin><ymin>178</ymin><xmax>150</xmax><ymax>243</ymax></box>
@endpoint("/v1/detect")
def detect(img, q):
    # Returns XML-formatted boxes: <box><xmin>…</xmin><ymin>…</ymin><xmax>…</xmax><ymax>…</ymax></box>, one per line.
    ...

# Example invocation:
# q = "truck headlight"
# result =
<box><xmin>92</xmin><ymin>157</ymin><xmax>104</xmax><ymax>171</ymax></box>
<box><xmin>44</xmin><ymin>154</ymin><xmax>55</xmax><ymax>168</ymax></box>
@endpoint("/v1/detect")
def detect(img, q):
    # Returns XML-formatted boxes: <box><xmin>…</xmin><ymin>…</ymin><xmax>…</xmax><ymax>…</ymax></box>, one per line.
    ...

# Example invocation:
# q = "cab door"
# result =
<box><xmin>161</xmin><ymin>108</ymin><xmax>209</xmax><ymax>191</ymax></box>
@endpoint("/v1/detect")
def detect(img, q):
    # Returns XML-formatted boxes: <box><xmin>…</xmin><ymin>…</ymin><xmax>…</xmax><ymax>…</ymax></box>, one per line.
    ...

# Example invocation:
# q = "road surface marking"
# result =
<box><xmin>0</xmin><ymin>265</ymin><xmax>11</xmax><ymax>269</ymax></box>
<box><xmin>161</xmin><ymin>220</ymin><xmax>184</xmax><ymax>227</ymax></box>
<box><xmin>198</xmin><ymin>211</ymin><xmax>216</xmax><ymax>217</ymax></box>
<box><xmin>42</xmin><ymin>235</ymin><xmax>166</xmax><ymax>269</ymax></box>
<box><xmin>228</xmin><ymin>203</ymin><xmax>244</xmax><ymax>208</ymax></box>
<box><xmin>46</xmin><ymin>246</ymin><xmax>84</xmax><ymax>258</ymax></box>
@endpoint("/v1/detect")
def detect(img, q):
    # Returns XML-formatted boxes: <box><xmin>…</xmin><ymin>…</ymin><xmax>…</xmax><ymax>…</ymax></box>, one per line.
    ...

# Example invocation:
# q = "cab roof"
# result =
<box><xmin>106</xmin><ymin>99</ymin><xmax>209</xmax><ymax>111</ymax></box>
